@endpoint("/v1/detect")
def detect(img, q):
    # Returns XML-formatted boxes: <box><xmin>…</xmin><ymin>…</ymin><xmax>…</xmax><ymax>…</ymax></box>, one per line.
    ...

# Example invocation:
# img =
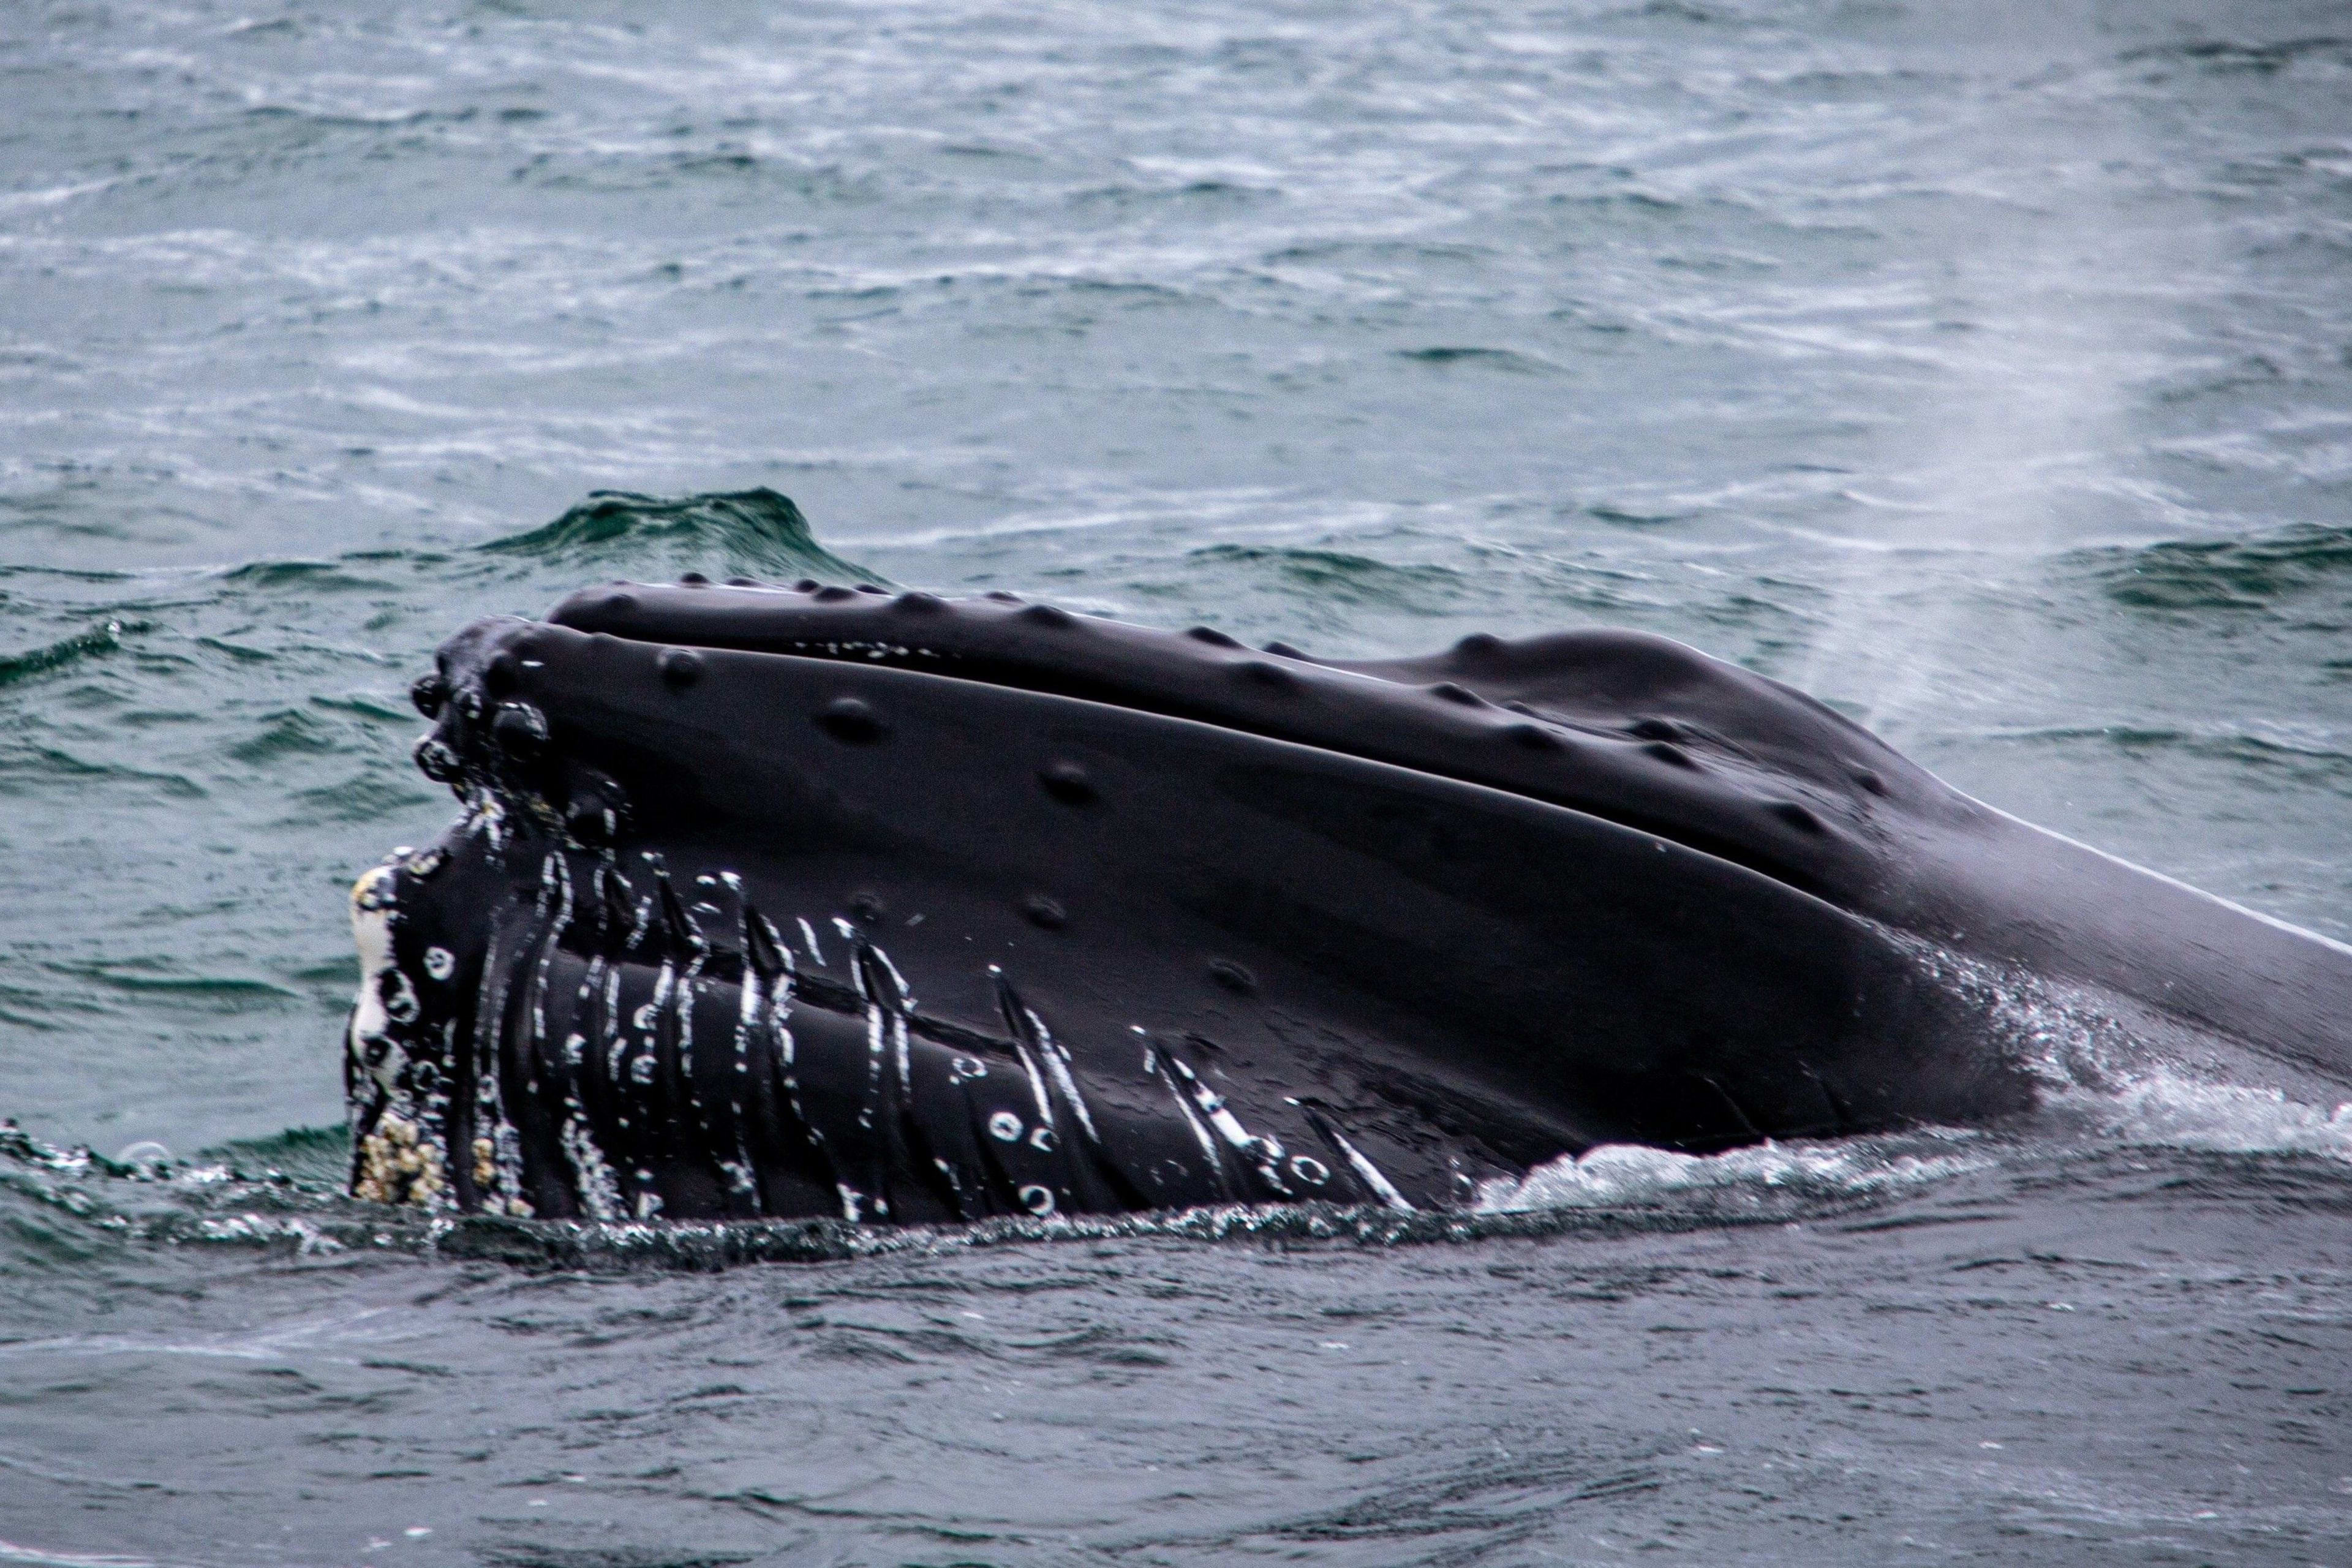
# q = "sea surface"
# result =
<box><xmin>4</xmin><ymin>0</ymin><xmax>2351</xmax><ymax>1561</ymax></box>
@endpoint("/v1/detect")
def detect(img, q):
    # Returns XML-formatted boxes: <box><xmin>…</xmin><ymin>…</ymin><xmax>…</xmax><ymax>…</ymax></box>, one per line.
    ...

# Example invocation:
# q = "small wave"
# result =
<box><xmin>1608</xmin><ymin>0</ymin><xmax>1758</xmax><ymax>29</ymax></box>
<box><xmin>1070</xmin><ymin>179</ymin><xmax>1281</xmax><ymax>209</ymax></box>
<box><xmin>0</xmin><ymin>745</ymin><xmax>205</xmax><ymax>799</ymax></box>
<box><xmin>480</xmin><ymin>489</ymin><xmax>884</xmax><ymax>585</ymax></box>
<box><xmin>0</xmin><ymin>622</ymin><xmax>124</xmax><ymax>687</ymax></box>
<box><xmin>201</xmin><ymin>1125</ymin><xmax>356</xmax><ymax>1189</ymax></box>
<box><xmin>1585</xmin><ymin>502</ymin><xmax>1695</xmax><ymax>527</ymax></box>
<box><xmin>1973</xmin><ymin>722</ymin><xmax>2352</xmax><ymax>786</ymax></box>
<box><xmin>0</xmin><ymin>1540</ymin><xmax>162</xmax><ymax>1568</ymax></box>
<box><xmin>1185</xmin><ymin>542</ymin><xmax>1469</xmax><ymax>611</ymax></box>
<box><xmin>1476</xmin><ymin>1136</ymin><xmax>1990</xmax><ymax>1216</ymax></box>
<box><xmin>1394</xmin><ymin>347</ymin><xmax>1559</xmax><ymax>374</ymax></box>
<box><xmin>514</xmin><ymin>155</ymin><xmax>875</xmax><ymax>204</ymax></box>
<box><xmin>0</xmin><ymin>1120</ymin><xmax>374</xmax><ymax>1262</ymax></box>
<box><xmin>213</xmin><ymin>560</ymin><xmax>394</xmax><ymax>594</ymax></box>
<box><xmin>282</xmin><ymin>770</ymin><xmax>439</xmax><ymax>826</ymax></box>
<box><xmin>224</xmin><ymin>708</ymin><xmax>342</xmax><ymax>766</ymax></box>
<box><xmin>45</xmin><ymin>962</ymin><xmax>300</xmax><ymax>1005</ymax></box>
<box><xmin>2119</xmin><ymin>36</ymin><xmax>2352</xmax><ymax>76</ymax></box>
<box><xmin>2081</xmin><ymin>522</ymin><xmax>2352</xmax><ymax>612</ymax></box>
<box><xmin>416</xmin><ymin>1186</ymin><xmax>1936</xmax><ymax>1272</ymax></box>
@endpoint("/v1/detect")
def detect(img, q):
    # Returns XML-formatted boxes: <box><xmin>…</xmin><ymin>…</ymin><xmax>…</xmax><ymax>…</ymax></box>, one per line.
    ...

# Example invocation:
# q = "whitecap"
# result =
<box><xmin>1474</xmin><ymin>1134</ymin><xmax>1988</xmax><ymax>1214</ymax></box>
<box><xmin>2054</xmin><ymin>1071</ymin><xmax>2352</xmax><ymax>1161</ymax></box>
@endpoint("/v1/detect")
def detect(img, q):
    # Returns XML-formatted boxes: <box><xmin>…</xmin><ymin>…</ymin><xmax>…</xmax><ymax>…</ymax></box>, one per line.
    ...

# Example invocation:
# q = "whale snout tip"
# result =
<box><xmin>350</xmin><ymin>863</ymin><xmax>399</xmax><ymax>918</ymax></box>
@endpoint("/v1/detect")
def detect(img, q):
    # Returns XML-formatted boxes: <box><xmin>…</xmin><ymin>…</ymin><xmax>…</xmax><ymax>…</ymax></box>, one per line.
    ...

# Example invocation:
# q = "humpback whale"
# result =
<box><xmin>344</xmin><ymin>576</ymin><xmax>2352</xmax><ymax>1221</ymax></box>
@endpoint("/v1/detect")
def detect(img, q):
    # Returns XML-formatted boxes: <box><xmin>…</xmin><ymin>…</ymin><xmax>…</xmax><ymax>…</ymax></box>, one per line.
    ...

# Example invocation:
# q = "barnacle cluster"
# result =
<box><xmin>353</xmin><ymin>1112</ymin><xmax>446</xmax><ymax>1207</ymax></box>
<box><xmin>472</xmin><ymin>1135</ymin><xmax>537</xmax><ymax>1217</ymax></box>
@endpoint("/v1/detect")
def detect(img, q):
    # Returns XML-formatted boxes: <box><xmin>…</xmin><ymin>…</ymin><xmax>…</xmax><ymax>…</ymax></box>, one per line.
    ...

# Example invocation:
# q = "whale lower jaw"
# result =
<box><xmin>345</xmin><ymin>834</ymin><xmax>1436</xmax><ymax>1224</ymax></box>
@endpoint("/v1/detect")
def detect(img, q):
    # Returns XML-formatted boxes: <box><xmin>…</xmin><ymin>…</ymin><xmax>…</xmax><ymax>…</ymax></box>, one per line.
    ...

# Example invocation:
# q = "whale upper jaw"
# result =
<box><xmin>530</xmin><ymin>576</ymin><xmax>1928</xmax><ymax>908</ymax></box>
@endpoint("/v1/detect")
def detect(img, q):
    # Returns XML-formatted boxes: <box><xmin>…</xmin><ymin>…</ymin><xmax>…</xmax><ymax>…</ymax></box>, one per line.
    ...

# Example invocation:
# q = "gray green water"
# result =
<box><xmin>4</xmin><ymin>0</ymin><xmax>2351</xmax><ymax>1561</ymax></box>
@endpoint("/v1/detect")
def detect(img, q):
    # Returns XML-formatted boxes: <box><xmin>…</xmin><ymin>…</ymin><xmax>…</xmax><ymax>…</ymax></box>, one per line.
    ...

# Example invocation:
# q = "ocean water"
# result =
<box><xmin>4</xmin><ymin>0</ymin><xmax>2351</xmax><ymax>1561</ymax></box>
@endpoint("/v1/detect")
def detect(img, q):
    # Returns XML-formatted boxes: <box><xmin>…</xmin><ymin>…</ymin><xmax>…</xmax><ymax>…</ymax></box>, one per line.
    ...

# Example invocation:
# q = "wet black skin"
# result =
<box><xmin>346</xmin><ymin>579</ymin><xmax>2352</xmax><ymax>1223</ymax></box>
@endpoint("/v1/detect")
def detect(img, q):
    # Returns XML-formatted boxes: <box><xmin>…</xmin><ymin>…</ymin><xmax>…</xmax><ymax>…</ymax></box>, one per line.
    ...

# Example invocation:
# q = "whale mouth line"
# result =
<box><xmin>538</xmin><ymin>581</ymin><xmax>1864</xmax><ymax>902</ymax></box>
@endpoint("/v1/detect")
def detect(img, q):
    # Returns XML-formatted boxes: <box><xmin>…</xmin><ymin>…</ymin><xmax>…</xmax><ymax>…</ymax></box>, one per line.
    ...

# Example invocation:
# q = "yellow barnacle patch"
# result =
<box><xmin>353</xmin><ymin>1112</ymin><xmax>447</xmax><ymax>1208</ymax></box>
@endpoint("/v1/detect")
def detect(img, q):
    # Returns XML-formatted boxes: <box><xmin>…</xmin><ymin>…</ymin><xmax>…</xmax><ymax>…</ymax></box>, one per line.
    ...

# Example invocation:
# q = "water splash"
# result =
<box><xmin>2049</xmin><ymin>1071</ymin><xmax>2352</xmax><ymax>1161</ymax></box>
<box><xmin>0</xmin><ymin>1116</ymin><xmax>1995</xmax><ymax>1275</ymax></box>
<box><xmin>1475</xmin><ymin>1135</ymin><xmax>1991</xmax><ymax>1215</ymax></box>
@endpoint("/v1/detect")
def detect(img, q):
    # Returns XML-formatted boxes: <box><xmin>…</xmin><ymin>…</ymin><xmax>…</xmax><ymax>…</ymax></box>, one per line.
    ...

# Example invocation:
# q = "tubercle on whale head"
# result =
<box><xmin>404</xmin><ymin>617</ymin><xmax>638</xmax><ymax>862</ymax></box>
<box><xmin>398</xmin><ymin>589</ymin><xmax>1899</xmax><ymax>972</ymax></box>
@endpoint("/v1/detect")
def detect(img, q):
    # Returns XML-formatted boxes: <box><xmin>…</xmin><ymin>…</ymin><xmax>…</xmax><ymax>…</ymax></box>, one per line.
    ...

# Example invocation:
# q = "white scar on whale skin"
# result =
<box><xmin>355</xmin><ymin>825</ymin><xmax>1417</xmax><ymax>1222</ymax></box>
<box><xmin>649</xmin><ymin>875</ymin><xmax>712</xmax><ymax>1185</ymax></box>
<box><xmin>1146</xmin><ymin>1046</ymin><xmax>1229</xmax><ymax>1193</ymax></box>
<box><xmin>461</xmin><ymin>872</ymin><xmax>537</xmax><ymax>1218</ymax></box>
<box><xmin>1321</xmin><ymin>1123</ymin><xmax>1415</xmax><ymax>1212</ymax></box>
<box><xmin>560</xmin><ymin>1105</ymin><xmax>625</xmax><ymax>1219</ymax></box>
<box><xmin>484</xmin><ymin>854</ymin><xmax>581</xmax><ymax>1219</ymax></box>
<box><xmin>1009</xmin><ymin>1027</ymin><xmax>1057</xmax><ymax>1138</ymax></box>
<box><xmin>1161</xmin><ymin>1051</ymin><xmax>1293</xmax><ymax>1198</ymax></box>
<box><xmin>722</xmin><ymin>876</ymin><xmax>776</xmax><ymax>1203</ymax></box>
<box><xmin>350</xmin><ymin>804</ymin><xmax>1431</xmax><ymax>1224</ymax></box>
<box><xmin>739</xmin><ymin>908</ymin><xmax>826</xmax><ymax>1180</ymax></box>
<box><xmin>500</xmin><ymin>853</ymin><xmax>586</xmax><ymax>1219</ymax></box>
<box><xmin>347</xmin><ymin>864</ymin><xmax>403</xmax><ymax>1096</ymax></box>
<box><xmin>846</xmin><ymin>939</ymin><xmax>919</xmax><ymax>1221</ymax></box>
<box><xmin>462</xmin><ymin>793</ymin><xmax>508</xmax><ymax>851</ymax></box>
<box><xmin>1014</xmin><ymin>997</ymin><xmax>1104</xmax><ymax>1148</ymax></box>
<box><xmin>559</xmin><ymin>942</ymin><xmax>625</xmax><ymax>1221</ymax></box>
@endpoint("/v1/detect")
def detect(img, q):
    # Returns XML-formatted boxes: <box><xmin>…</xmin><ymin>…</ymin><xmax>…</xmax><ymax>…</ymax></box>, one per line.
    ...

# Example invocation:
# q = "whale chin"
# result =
<box><xmin>341</xmin><ymin>577</ymin><xmax>2348</xmax><ymax>1224</ymax></box>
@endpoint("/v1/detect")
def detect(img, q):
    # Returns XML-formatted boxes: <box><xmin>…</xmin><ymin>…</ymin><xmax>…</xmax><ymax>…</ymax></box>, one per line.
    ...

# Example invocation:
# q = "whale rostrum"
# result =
<box><xmin>344</xmin><ymin>578</ymin><xmax>2352</xmax><ymax>1221</ymax></box>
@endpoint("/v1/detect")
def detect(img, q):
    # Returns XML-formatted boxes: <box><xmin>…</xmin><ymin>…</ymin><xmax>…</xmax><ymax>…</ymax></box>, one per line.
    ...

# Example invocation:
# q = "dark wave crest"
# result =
<box><xmin>481</xmin><ymin>489</ymin><xmax>885</xmax><ymax>586</ymax></box>
<box><xmin>2085</xmin><ymin>522</ymin><xmax>2352</xmax><ymax>611</ymax></box>
<box><xmin>0</xmin><ymin>620</ymin><xmax>127</xmax><ymax>687</ymax></box>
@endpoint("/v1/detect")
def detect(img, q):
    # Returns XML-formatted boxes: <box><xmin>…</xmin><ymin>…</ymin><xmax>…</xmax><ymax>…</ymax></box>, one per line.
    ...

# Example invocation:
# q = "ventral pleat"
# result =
<box><xmin>741</xmin><ymin>900</ymin><xmax>792</xmax><ymax>983</ymax></box>
<box><xmin>653</xmin><ymin>870</ymin><xmax>705</xmax><ymax>959</ymax></box>
<box><xmin>596</xmin><ymin>867</ymin><xmax>638</xmax><ymax>955</ymax></box>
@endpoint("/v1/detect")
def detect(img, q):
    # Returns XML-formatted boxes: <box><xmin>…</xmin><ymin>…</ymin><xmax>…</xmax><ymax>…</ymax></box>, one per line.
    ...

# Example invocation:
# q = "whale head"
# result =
<box><xmin>342</xmin><ymin>576</ymin><xmax>2032</xmax><ymax>1222</ymax></box>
